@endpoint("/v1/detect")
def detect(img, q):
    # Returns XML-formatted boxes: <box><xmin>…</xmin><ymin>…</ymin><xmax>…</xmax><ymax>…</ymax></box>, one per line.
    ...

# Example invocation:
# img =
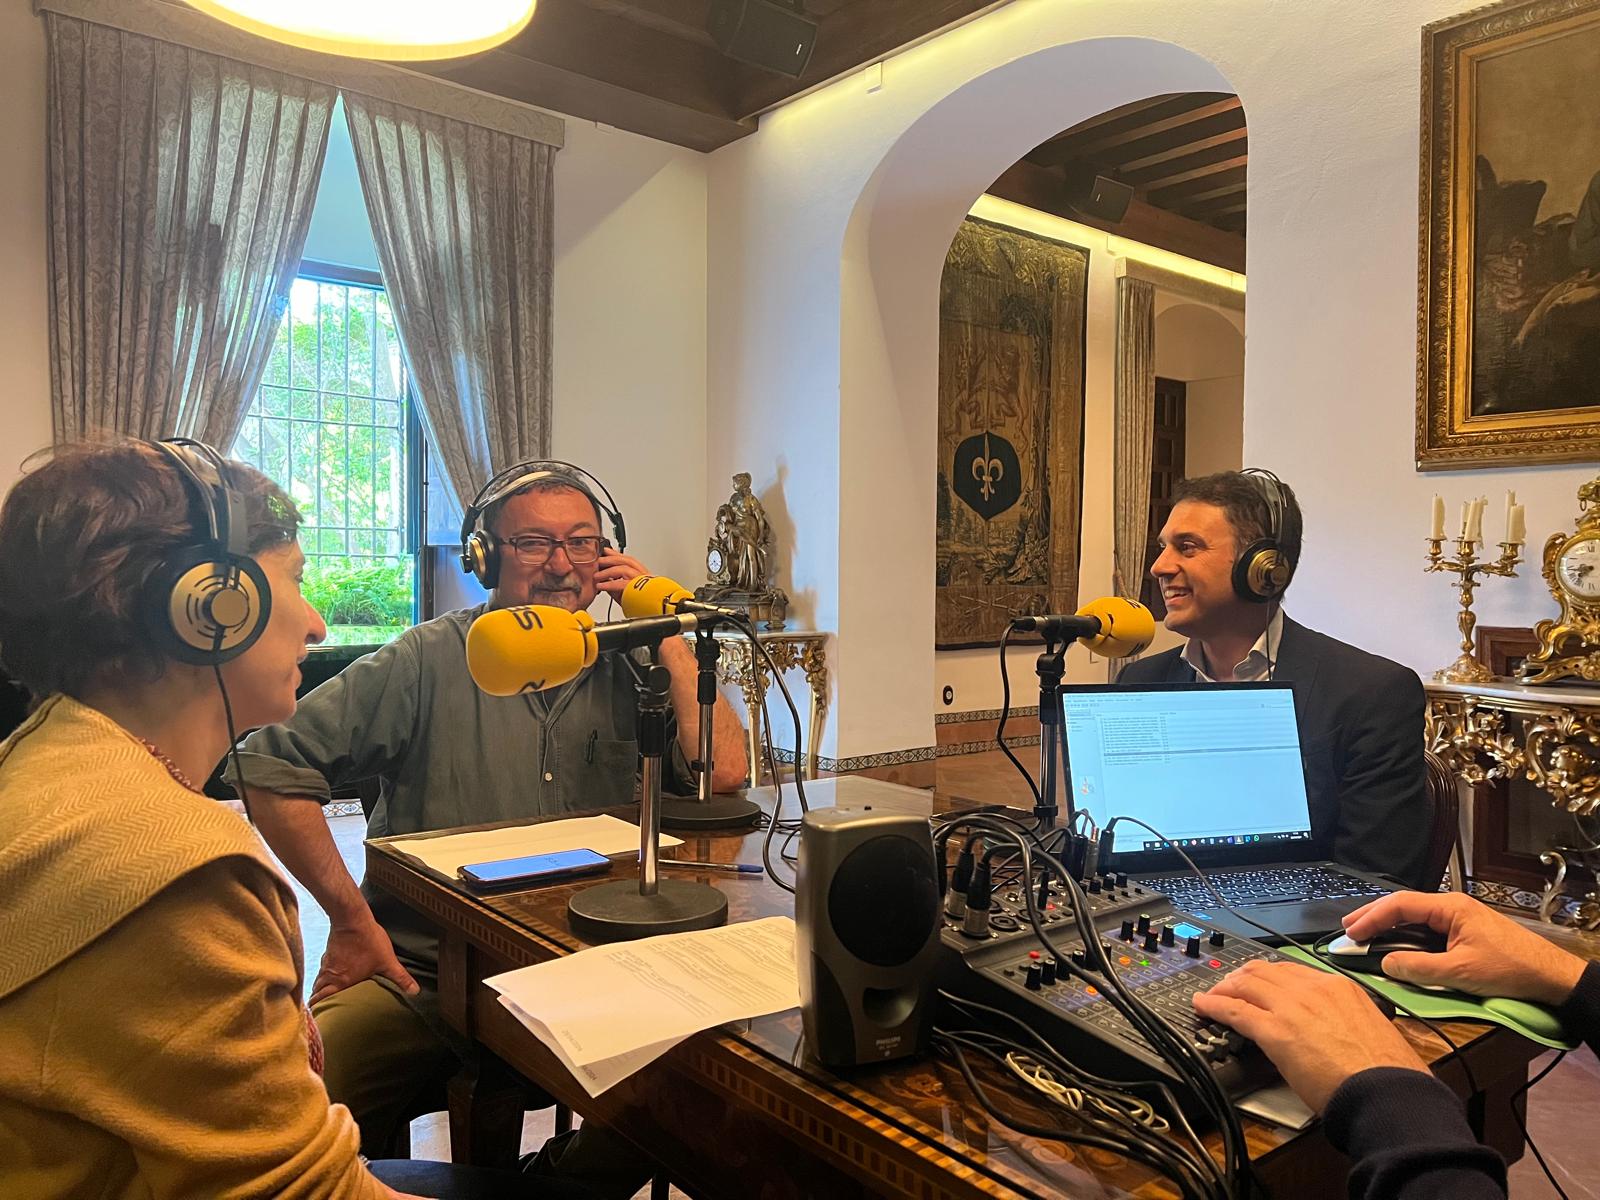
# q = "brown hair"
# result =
<box><xmin>0</xmin><ymin>440</ymin><xmax>300</xmax><ymax>698</ymax></box>
<box><xmin>1173</xmin><ymin>470</ymin><xmax>1304</xmax><ymax>574</ymax></box>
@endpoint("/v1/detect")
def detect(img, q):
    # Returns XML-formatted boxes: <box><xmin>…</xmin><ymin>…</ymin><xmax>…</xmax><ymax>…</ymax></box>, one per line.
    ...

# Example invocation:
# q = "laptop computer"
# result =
<box><xmin>1059</xmin><ymin>681</ymin><xmax>1399</xmax><ymax>943</ymax></box>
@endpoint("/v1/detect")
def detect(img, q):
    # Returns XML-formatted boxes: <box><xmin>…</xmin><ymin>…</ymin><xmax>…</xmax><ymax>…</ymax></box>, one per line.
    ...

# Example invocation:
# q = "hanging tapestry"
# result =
<box><xmin>936</xmin><ymin>216</ymin><xmax>1088</xmax><ymax>649</ymax></box>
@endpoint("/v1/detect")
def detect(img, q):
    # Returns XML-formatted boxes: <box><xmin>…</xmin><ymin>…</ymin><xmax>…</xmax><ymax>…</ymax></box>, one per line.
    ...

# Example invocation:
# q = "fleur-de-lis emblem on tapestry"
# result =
<box><xmin>952</xmin><ymin>430</ymin><xmax>1021</xmax><ymax>520</ymax></box>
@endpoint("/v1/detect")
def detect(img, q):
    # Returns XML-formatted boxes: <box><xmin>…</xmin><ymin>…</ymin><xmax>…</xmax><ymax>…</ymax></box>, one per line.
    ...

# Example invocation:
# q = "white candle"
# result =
<box><xmin>1459</xmin><ymin>500</ymin><xmax>1470</xmax><ymax>539</ymax></box>
<box><xmin>1503</xmin><ymin>490</ymin><xmax>1516</xmax><ymax>541</ymax></box>
<box><xmin>1467</xmin><ymin>497</ymin><xmax>1485</xmax><ymax>542</ymax></box>
<box><xmin>1431</xmin><ymin>494</ymin><xmax>1445</xmax><ymax>539</ymax></box>
<box><xmin>1509</xmin><ymin>503</ymin><xmax>1526</xmax><ymax>545</ymax></box>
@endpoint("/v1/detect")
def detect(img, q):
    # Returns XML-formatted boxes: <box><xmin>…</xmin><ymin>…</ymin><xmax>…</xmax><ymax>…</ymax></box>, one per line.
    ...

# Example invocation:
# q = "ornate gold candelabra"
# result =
<box><xmin>1425</xmin><ymin>535</ymin><xmax>1522</xmax><ymax>683</ymax></box>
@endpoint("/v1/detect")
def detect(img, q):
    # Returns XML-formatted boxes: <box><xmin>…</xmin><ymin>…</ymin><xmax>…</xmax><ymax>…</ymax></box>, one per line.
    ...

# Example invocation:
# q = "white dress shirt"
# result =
<box><xmin>1181</xmin><ymin>607</ymin><xmax>1284</xmax><ymax>683</ymax></box>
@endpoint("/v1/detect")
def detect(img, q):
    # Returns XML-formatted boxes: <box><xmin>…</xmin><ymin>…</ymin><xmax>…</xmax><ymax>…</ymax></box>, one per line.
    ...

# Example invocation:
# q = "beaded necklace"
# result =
<box><xmin>136</xmin><ymin>737</ymin><xmax>202</xmax><ymax>794</ymax></box>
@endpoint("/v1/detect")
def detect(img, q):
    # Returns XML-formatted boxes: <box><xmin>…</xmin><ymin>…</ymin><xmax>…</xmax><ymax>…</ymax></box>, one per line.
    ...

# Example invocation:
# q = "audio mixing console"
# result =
<box><xmin>938</xmin><ymin>871</ymin><xmax>1285</xmax><ymax>1109</ymax></box>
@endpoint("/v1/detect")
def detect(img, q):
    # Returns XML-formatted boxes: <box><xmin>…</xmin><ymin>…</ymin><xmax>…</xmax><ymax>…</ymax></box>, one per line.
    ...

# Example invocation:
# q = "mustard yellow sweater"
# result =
<box><xmin>0</xmin><ymin>696</ymin><xmax>384</xmax><ymax>1199</ymax></box>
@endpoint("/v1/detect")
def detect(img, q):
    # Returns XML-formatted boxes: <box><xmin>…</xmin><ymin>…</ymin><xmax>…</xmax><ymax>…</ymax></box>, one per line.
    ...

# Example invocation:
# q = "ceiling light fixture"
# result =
<box><xmin>183</xmin><ymin>1</ymin><xmax>537</xmax><ymax>61</ymax></box>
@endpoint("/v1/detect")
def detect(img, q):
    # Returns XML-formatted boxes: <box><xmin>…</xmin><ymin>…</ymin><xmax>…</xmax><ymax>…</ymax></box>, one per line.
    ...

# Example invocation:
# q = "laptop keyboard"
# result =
<box><xmin>1142</xmin><ymin>865</ymin><xmax>1389</xmax><ymax>910</ymax></box>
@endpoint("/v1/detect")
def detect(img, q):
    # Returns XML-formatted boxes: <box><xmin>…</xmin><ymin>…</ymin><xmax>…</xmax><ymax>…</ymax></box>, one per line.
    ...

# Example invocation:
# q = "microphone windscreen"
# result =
<box><xmin>1075</xmin><ymin>596</ymin><xmax>1156</xmax><ymax>659</ymax></box>
<box><xmin>620</xmin><ymin>574</ymin><xmax>694</xmax><ymax>620</ymax></box>
<box><xmin>466</xmin><ymin>606</ymin><xmax>597</xmax><ymax>696</ymax></box>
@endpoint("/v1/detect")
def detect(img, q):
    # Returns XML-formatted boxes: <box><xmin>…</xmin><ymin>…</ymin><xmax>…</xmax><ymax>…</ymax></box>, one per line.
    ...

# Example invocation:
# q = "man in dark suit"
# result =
<box><xmin>1118</xmin><ymin>470</ymin><xmax>1430</xmax><ymax>887</ymax></box>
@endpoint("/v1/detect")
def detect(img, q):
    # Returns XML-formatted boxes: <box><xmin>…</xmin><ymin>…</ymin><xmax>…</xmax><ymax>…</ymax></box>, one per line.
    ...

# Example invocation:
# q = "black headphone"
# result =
<box><xmin>1231</xmin><ymin>468</ymin><xmax>1301</xmax><ymax>604</ymax></box>
<box><xmin>144</xmin><ymin>439</ymin><xmax>273</xmax><ymax>665</ymax></box>
<box><xmin>459</xmin><ymin>460</ymin><xmax>627</xmax><ymax>590</ymax></box>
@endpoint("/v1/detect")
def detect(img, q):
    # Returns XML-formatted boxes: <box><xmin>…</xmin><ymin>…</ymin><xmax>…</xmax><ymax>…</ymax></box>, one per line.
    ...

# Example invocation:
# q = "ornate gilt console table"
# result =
<box><xmin>1425</xmin><ymin>679</ymin><xmax>1600</xmax><ymax>926</ymax></box>
<box><xmin>692</xmin><ymin>629</ymin><xmax>829</xmax><ymax>784</ymax></box>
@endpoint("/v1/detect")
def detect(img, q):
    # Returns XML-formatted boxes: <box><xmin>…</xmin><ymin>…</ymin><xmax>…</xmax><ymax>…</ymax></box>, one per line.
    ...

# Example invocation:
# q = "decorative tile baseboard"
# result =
<box><xmin>767</xmin><ymin>734</ymin><xmax>1035</xmax><ymax>773</ymax></box>
<box><xmin>768</xmin><ymin>745</ymin><xmax>937</xmax><ymax>773</ymax></box>
<box><xmin>326</xmin><ymin>800</ymin><xmax>363</xmax><ymax>819</ymax></box>
<box><xmin>935</xmin><ymin>706</ymin><xmax>1038</xmax><ymax>724</ymax></box>
<box><xmin>1468</xmin><ymin>878</ymin><xmax>1590</xmax><ymax>924</ymax></box>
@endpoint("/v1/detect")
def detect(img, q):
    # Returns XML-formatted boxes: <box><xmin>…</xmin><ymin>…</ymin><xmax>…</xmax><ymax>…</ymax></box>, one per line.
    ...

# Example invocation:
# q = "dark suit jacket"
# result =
<box><xmin>1116</xmin><ymin>616</ymin><xmax>1430</xmax><ymax>887</ymax></box>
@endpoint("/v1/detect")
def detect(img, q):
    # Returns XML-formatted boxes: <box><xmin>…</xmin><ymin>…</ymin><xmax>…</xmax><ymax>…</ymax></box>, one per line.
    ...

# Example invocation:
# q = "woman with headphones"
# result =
<box><xmin>0</xmin><ymin>441</ymin><xmax>552</xmax><ymax>1199</ymax></box>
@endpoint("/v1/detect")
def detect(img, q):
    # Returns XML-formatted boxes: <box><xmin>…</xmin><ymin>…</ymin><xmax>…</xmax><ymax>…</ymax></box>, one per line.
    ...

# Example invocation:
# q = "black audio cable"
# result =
<box><xmin>935</xmin><ymin>995</ymin><xmax>1223</xmax><ymax>1199</ymax></box>
<box><xmin>1027</xmin><ymin>842</ymin><xmax>1247</xmax><ymax>1196</ymax></box>
<box><xmin>994</xmin><ymin>625</ymin><xmax>1044</xmax><ymax>811</ymax></box>
<box><xmin>732</xmin><ymin>613</ymin><xmax>810</xmax><ymax>893</ymax></box>
<box><xmin>932</xmin><ymin>1029</ymin><xmax>1220</xmax><ymax>1198</ymax></box>
<box><xmin>932</xmin><ymin>814</ymin><xmax>1240</xmax><ymax>1198</ymax></box>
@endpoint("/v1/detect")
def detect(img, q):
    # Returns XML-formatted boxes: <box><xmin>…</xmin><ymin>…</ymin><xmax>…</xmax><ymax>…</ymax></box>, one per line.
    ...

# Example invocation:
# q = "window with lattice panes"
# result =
<box><xmin>231</xmin><ymin>267</ymin><xmax>421</xmax><ymax>646</ymax></box>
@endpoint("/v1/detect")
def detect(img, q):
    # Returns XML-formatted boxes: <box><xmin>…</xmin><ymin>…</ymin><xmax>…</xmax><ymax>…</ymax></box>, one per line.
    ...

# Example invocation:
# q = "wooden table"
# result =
<box><xmin>366</xmin><ymin>785</ymin><xmax>1545</xmax><ymax>1199</ymax></box>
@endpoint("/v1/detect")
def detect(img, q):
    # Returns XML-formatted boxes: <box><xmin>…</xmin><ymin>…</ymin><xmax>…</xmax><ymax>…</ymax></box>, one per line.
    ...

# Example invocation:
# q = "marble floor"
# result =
<box><xmin>281</xmin><ymin>756</ymin><xmax>1598</xmax><ymax>1199</ymax></box>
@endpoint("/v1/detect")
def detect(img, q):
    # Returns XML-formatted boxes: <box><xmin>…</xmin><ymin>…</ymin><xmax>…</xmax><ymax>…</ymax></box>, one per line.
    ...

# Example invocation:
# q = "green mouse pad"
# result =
<box><xmin>1277</xmin><ymin>946</ymin><xmax>1579</xmax><ymax>1050</ymax></box>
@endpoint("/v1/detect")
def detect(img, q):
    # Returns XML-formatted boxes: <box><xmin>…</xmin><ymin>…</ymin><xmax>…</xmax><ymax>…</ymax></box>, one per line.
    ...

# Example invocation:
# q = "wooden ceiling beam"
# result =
<box><xmin>1032</xmin><ymin>96</ymin><xmax>1241</xmax><ymax>166</ymax></box>
<box><xmin>1179</xmin><ymin>191</ymin><xmax>1249</xmax><ymax>219</ymax></box>
<box><xmin>1118</xmin><ymin>125</ymin><xmax>1246</xmax><ymax>175</ymax></box>
<box><xmin>579</xmin><ymin>0</ymin><xmax>716</xmax><ymax>46</ymax></box>
<box><xmin>1144</xmin><ymin>165</ymin><xmax>1247</xmax><ymax>206</ymax></box>
<box><xmin>1031</xmin><ymin>92</ymin><xmax>1217</xmax><ymax>151</ymax></box>
<box><xmin>987</xmin><ymin>160</ymin><xmax>1245</xmax><ymax>273</ymax></box>
<box><xmin>423</xmin><ymin>0</ymin><xmax>756</xmax><ymax>151</ymax></box>
<box><xmin>730</xmin><ymin>0</ymin><xmax>1009</xmax><ymax>119</ymax></box>
<box><xmin>1128</xmin><ymin>151</ymin><xmax>1248</xmax><ymax>195</ymax></box>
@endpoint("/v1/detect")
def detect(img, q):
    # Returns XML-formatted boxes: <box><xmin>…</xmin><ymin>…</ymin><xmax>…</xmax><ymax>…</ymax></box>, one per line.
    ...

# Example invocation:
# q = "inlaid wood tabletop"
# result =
<box><xmin>367</xmin><ymin>781</ymin><xmax>1543</xmax><ymax>1199</ymax></box>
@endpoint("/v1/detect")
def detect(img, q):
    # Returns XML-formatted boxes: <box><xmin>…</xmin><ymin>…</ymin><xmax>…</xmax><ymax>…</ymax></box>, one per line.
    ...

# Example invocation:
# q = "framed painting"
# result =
<box><xmin>1475</xmin><ymin>624</ymin><xmax>1542</xmax><ymax>677</ymax></box>
<box><xmin>935</xmin><ymin>217</ymin><xmax>1087</xmax><ymax>649</ymax></box>
<box><xmin>1417</xmin><ymin>0</ymin><xmax>1600</xmax><ymax>468</ymax></box>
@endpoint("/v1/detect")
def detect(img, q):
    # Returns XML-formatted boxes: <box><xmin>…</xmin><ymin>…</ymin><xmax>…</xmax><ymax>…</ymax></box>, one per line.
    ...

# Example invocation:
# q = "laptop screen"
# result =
<box><xmin>1060</xmin><ymin>683</ymin><xmax>1314</xmax><ymax>867</ymax></box>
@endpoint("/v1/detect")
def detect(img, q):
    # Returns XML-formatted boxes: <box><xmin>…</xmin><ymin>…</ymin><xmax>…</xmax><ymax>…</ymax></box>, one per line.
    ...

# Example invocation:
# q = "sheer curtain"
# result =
<box><xmin>1112</xmin><ymin>276</ymin><xmax>1157</xmax><ymax>674</ymax></box>
<box><xmin>45</xmin><ymin>14</ymin><xmax>332</xmax><ymax>447</ymax></box>
<box><xmin>342</xmin><ymin>93</ymin><xmax>555</xmax><ymax>517</ymax></box>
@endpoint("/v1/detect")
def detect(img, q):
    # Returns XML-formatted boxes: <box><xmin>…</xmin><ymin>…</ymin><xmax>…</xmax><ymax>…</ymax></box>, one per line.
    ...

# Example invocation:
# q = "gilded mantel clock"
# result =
<box><xmin>1520</xmin><ymin>475</ymin><xmax>1600</xmax><ymax>684</ymax></box>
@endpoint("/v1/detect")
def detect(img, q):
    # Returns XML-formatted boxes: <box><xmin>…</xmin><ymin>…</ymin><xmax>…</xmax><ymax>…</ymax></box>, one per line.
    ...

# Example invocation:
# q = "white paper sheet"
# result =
<box><xmin>486</xmin><ymin>916</ymin><xmax>800</xmax><ymax>1096</ymax></box>
<box><xmin>384</xmin><ymin>814</ymin><xmax>681</xmax><ymax>877</ymax></box>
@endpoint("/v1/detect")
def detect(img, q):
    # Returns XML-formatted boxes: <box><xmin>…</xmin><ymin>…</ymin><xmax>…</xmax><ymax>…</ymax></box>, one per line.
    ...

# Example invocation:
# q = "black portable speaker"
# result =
<box><xmin>707</xmin><ymin>0</ymin><xmax>817</xmax><ymax>77</ymax></box>
<box><xmin>796</xmin><ymin>808</ymin><xmax>942</xmax><ymax>1068</ymax></box>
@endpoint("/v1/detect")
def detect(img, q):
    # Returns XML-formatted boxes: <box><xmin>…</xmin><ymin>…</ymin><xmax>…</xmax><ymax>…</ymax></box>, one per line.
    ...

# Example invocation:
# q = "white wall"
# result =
<box><xmin>1186</xmin><ymin>376</ymin><xmax>1245</xmax><ymax>480</ymax></box>
<box><xmin>549</xmin><ymin>119</ymin><xmax>708</xmax><ymax>593</ymax></box>
<box><xmin>707</xmin><ymin>0</ymin><xmax>1593</xmax><ymax>761</ymax></box>
<box><xmin>0</xmin><ymin>1</ymin><xmax>52</xmax><ymax>489</ymax></box>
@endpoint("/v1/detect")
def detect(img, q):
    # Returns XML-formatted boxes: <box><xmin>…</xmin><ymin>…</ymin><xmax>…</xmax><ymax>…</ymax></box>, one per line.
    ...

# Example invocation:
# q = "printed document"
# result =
<box><xmin>486</xmin><ymin>916</ymin><xmax>800</xmax><ymax>1096</ymax></box>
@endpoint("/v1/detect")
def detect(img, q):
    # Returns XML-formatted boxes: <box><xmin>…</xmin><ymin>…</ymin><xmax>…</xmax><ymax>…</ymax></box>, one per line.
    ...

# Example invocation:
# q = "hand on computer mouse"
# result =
<box><xmin>1192</xmin><ymin>959</ymin><xmax>1428</xmax><ymax>1113</ymax></box>
<box><xmin>1341</xmin><ymin>891</ymin><xmax>1586</xmax><ymax>1005</ymax></box>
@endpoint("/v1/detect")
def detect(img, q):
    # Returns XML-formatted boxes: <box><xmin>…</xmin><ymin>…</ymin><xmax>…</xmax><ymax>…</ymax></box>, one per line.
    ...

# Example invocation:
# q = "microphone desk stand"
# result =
<box><xmin>659</xmin><ymin>627</ymin><xmax>761</xmax><ymax>829</ymax></box>
<box><xmin>568</xmin><ymin>645</ymin><xmax>729</xmax><ymax>943</ymax></box>
<box><xmin>1033</xmin><ymin>639</ymin><xmax>1075</xmax><ymax>830</ymax></box>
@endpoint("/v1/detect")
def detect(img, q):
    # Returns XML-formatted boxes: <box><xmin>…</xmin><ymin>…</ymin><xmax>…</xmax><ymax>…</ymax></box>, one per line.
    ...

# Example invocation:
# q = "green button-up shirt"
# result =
<box><xmin>229</xmin><ymin>604</ymin><xmax>690</xmax><ymax>977</ymax></box>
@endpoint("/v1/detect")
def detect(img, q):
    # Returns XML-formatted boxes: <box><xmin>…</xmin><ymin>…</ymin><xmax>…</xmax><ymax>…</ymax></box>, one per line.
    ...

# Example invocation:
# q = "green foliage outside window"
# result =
<box><xmin>234</xmin><ymin>274</ymin><xmax>417</xmax><ymax>646</ymax></box>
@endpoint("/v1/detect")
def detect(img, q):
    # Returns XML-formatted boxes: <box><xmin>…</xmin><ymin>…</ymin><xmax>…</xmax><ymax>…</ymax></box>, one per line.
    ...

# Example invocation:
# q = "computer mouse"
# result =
<box><xmin>1321</xmin><ymin>923</ymin><xmax>1448</xmax><ymax>975</ymax></box>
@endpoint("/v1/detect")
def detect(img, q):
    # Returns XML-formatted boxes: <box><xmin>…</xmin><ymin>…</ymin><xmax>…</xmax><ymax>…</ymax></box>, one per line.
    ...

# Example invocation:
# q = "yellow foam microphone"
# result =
<box><xmin>466</xmin><ymin>605</ymin><xmax>598</xmax><ymax>695</ymax></box>
<box><xmin>1010</xmin><ymin>597</ymin><xmax>1155</xmax><ymax>659</ymax></box>
<box><xmin>1075</xmin><ymin>595</ymin><xmax>1156</xmax><ymax>658</ymax></box>
<box><xmin>621</xmin><ymin>574</ymin><xmax>743</xmax><ymax>622</ymax></box>
<box><xmin>621</xmin><ymin>574</ymin><xmax>695</xmax><ymax>618</ymax></box>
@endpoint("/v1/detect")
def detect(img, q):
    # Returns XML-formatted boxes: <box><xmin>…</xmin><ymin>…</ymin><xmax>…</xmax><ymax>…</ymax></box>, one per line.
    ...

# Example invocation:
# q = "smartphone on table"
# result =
<box><xmin>457</xmin><ymin>847</ymin><xmax>612</xmax><ymax>890</ymax></box>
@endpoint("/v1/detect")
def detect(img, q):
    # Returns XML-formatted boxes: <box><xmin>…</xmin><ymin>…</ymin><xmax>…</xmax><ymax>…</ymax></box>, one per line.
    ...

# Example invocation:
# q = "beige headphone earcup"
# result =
<box><xmin>162</xmin><ymin>558</ymin><xmax>268</xmax><ymax>660</ymax></box>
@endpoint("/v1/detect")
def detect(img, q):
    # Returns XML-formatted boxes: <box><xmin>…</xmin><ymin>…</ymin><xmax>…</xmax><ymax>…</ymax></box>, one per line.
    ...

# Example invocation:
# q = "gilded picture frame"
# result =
<box><xmin>1417</xmin><ymin>0</ymin><xmax>1600</xmax><ymax>469</ymax></box>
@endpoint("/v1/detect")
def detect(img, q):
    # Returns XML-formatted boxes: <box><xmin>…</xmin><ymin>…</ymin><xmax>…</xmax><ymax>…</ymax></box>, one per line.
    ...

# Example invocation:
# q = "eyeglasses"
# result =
<box><xmin>504</xmin><ymin>534</ymin><xmax>605</xmax><ymax>565</ymax></box>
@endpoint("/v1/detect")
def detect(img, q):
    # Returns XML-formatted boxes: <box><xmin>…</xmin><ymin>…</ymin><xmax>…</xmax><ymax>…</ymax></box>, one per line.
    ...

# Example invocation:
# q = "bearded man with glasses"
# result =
<box><xmin>228</xmin><ymin>464</ymin><xmax>747</xmax><ymax>1196</ymax></box>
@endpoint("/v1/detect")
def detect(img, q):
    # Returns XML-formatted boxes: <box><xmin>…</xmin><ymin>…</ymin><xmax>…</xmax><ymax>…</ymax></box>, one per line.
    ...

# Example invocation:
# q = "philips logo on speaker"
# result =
<box><xmin>874</xmin><ymin>1036</ymin><xmax>904</xmax><ymax>1055</ymax></box>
